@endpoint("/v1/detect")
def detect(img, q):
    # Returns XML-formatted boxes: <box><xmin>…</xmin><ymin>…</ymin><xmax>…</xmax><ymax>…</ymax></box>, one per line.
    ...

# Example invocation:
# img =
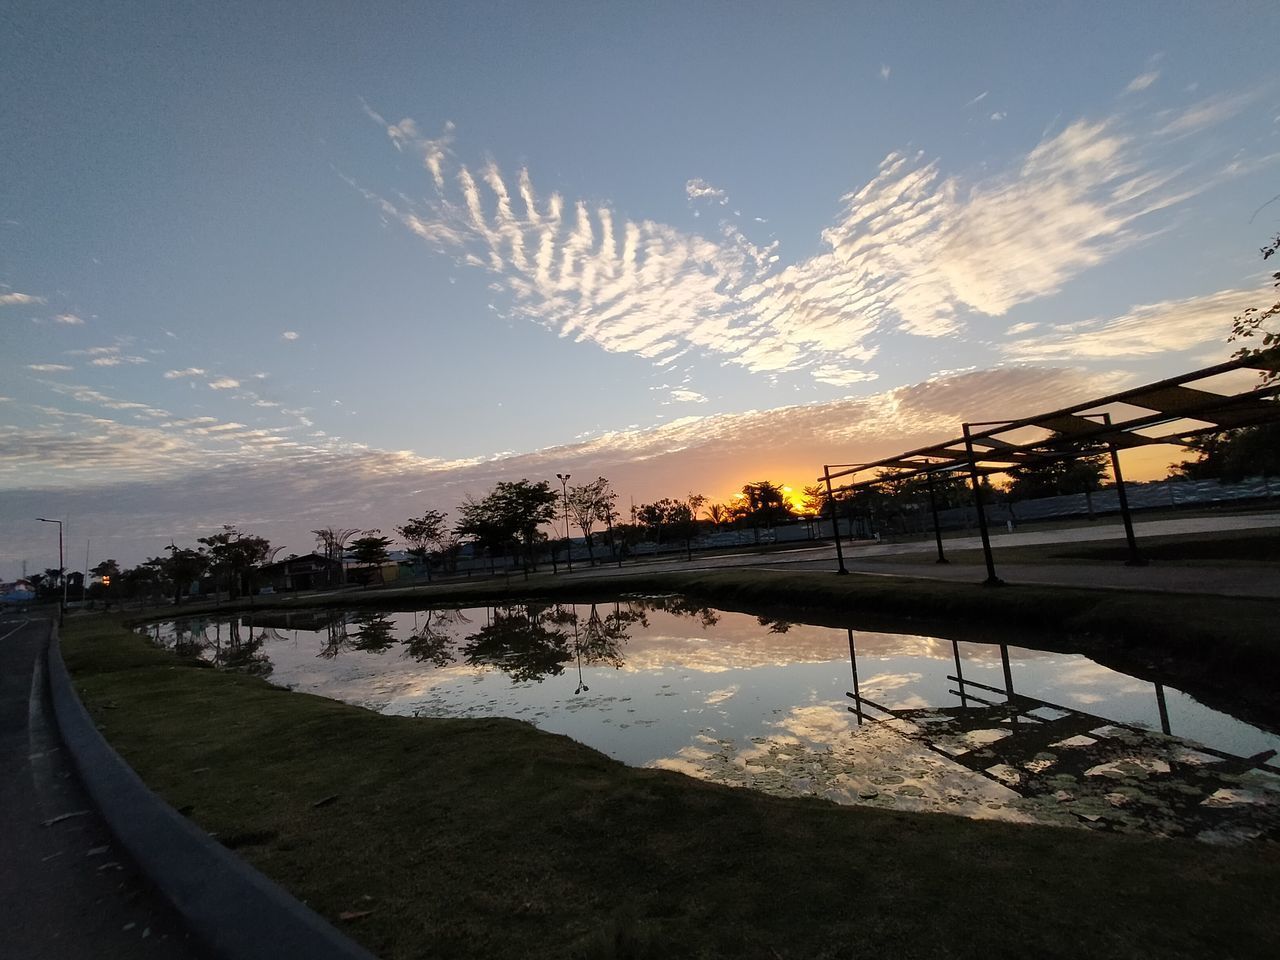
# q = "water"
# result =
<box><xmin>143</xmin><ymin>597</ymin><xmax>1280</xmax><ymax>842</ymax></box>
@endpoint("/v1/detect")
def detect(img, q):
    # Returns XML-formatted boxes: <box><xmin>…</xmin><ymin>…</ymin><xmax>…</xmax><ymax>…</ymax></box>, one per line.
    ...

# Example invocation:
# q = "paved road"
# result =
<box><xmin>0</xmin><ymin>617</ymin><xmax>201</xmax><ymax>959</ymax></box>
<box><xmin>560</xmin><ymin>512</ymin><xmax>1280</xmax><ymax>598</ymax></box>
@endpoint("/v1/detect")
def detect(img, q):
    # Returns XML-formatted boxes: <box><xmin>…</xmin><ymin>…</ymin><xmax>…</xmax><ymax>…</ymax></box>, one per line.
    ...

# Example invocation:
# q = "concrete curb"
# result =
<box><xmin>46</xmin><ymin>625</ymin><xmax>380</xmax><ymax>960</ymax></box>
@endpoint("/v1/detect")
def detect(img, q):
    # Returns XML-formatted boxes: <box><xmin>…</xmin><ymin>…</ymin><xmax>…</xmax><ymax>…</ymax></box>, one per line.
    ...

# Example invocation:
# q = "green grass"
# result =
<box><xmin>63</xmin><ymin>613</ymin><xmax>1280</xmax><ymax>960</ymax></box>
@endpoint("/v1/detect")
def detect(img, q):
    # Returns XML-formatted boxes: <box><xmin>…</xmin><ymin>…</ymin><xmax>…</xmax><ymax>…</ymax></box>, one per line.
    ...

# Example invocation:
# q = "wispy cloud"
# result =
<box><xmin>989</xmin><ymin>111</ymin><xmax>1007</xmax><ymax>121</ymax></box>
<box><xmin>52</xmin><ymin>313</ymin><xmax>84</xmax><ymax>325</ymax></box>
<box><xmin>27</xmin><ymin>363</ymin><xmax>73</xmax><ymax>373</ymax></box>
<box><xmin>281</xmin><ymin>330</ymin><xmax>300</xmax><ymax>341</ymax></box>
<box><xmin>208</xmin><ymin>377</ymin><xmax>240</xmax><ymax>390</ymax></box>
<box><xmin>90</xmin><ymin>353</ymin><xmax>148</xmax><ymax>367</ymax></box>
<box><xmin>0</xmin><ymin>291</ymin><xmax>45</xmax><ymax>307</ymax></box>
<box><xmin>1001</xmin><ymin>286</ymin><xmax>1254</xmax><ymax>361</ymax></box>
<box><xmin>879</xmin><ymin>64</ymin><xmax>891</xmax><ymax>81</ymax></box>
<box><xmin>1124</xmin><ymin>70</ymin><xmax>1160</xmax><ymax>94</ymax></box>
<box><xmin>359</xmin><ymin>98</ymin><xmax>1255</xmax><ymax>383</ymax></box>
<box><xmin>964</xmin><ymin>91</ymin><xmax>989</xmax><ymax>108</ymax></box>
<box><xmin>1157</xmin><ymin>88</ymin><xmax>1264</xmax><ymax>137</ymax></box>
<box><xmin>163</xmin><ymin>367</ymin><xmax>206</xmax><ymax>379</ymax></box>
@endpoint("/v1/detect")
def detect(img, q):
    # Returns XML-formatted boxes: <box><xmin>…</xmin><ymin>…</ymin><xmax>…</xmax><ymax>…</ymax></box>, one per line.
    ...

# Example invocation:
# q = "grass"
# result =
<box><xmin>64</xmin><ymin>602</ymin><xmax>1280</xmax><ymax>960</ymax></box>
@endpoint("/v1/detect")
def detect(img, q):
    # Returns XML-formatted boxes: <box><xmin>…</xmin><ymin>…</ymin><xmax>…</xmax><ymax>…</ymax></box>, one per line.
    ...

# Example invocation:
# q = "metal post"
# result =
<box><xmin>1102</xmin><ymin>413</ymin><xmax>1145</xmax><ymax>566</ymax></box>
<box><xmin>37</xmin><ymin>517</ymin><xmax>65</xmax><ymax>626</ymax></box>
<box><xmin>926</xmin><ymin>470</ymin><xmax>948</xmax><ymax>564</ymax></box>
<box><xmin>961</xmin><ymin>424</ymin><xmax>1002</xmax><ymax>585</ymax></box>
<box><xmin>556</xmin><ymin>473</ymin><xmax>573</xmax><ymax>572</ymax></box>
<box><xmin>999</xmin><ymin>644</ymin><xmax>1014</xmax><ymax>700</ymax></box>
<box><xmin>951</xmin><ymin>640</ymin><xmax>969</xmax><ymax>708</ymax></box>
<box><xmin>1154</xmin><ymin>682</ymin><xmax>1172</xmax><ymax>736</ymax></box>
<box><xmin>823</xmin><ymin>466</ymin><xmax>849</xmax><ymax>575</ymax></box>
<box><xmin>846</xmin><ymin>628</ymin><xmax>863</xmax><ymax>724</ymax></box>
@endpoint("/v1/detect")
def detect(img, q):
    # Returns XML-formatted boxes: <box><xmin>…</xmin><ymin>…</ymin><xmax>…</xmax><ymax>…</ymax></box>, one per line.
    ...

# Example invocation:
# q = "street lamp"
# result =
<box><xmin>555</xmin><ymin>473</ymin><xmax>573</xmax><ymax>573</ymax></box>
<box><xmin>37</xmin><ymin>517</ymin><xmax>65</xmax><ymax>625</ymax></box>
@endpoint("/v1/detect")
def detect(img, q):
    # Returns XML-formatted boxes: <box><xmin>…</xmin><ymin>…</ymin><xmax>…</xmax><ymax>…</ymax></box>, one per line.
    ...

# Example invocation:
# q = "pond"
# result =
<box><xmin>143</xmin><ymin>597</ymin><xmax>1280</xmax><ymax>843</ymax></box>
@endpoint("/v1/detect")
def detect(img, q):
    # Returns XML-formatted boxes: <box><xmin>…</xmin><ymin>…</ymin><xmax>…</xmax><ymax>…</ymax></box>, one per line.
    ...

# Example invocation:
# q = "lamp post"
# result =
<box><xmin>555</xmin><ymin>473</ymin><xmax>573</xmax><ymax>572</ymax></box>
<box><xmin>37</xmin><ymin>517</ymin><xmax>65</xmax><ymax>625</ymax></box>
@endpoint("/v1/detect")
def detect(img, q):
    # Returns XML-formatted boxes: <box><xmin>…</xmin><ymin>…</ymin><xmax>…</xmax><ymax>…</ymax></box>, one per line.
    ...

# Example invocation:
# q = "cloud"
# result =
<box><xmin>360</xmin><ymin>102</ymin><xmax>1246</xmax><ymax>383</ymax></box>
<box><xmin>27</xmin><ymin>363</ymin><xmax>73</xmax><ymax>372</ymax></box>
<box><xmin>90</xmin><ymin>354</ymin><xmax>148</xmax><ymax>366</ymax></box>
<box><xmin>1001</xmin><ymin>286</ymin><xmax>1255</xmax><ymax>361</ymax></box>
<box><xmin>1157</xmin><ymin>88</ymin><xmax>1264</xmax><ymax>137</ymax></box>
<box><xmin>163</xmin><ymin>367</ymin><xmax>206</xmax><ymax>379</ymax></box>
<box><xmin>207</xmin><ymin>377</ymin><xmax>241</xmax><ymax>390</ymax></box>
<box><xmin>964</xmin><ymin>91</ymin><xmax>989</xmax><ymax>108</ymax></box>
<box><xmin>989</xmin><ymin>111</ymin><xmax>1007</xmax><ymax>121</ymax></box>
<box><xmin>0</xmin><ymin>292</ymin><xmax>45</xmax><ymax>307</ymax></box>
<box><xmin>668</xmin><ymin>388</ymin><xmax>708</xmax><ymax>404</ymax></box>
<box><xmin>53</xmin><ymin>313</ymin><xmax>84</xmax><ymax>325</ymax></box>
<box><xmin>1124</xmin><ymin>70</ymin><xmax>1160</xmax><ymax>94</ymax></box>
<box><xmin>879</xmin><ymin>64</ymin><xmax>891</xmax><ymax>80</ymax></box>
<box><xmin>685</xmin><ymin>179</ymin><xmax>728</xmax><ymax>204</ymax></box>
<box><xmin>281</xmin><ymin>331</ymin><xmax>300</xmax><ymax>341</ymax></box>
<box><xmin>0</xmin><ymin>365</ymin><xmax>1117</xmax><ymax>570</ymax></box>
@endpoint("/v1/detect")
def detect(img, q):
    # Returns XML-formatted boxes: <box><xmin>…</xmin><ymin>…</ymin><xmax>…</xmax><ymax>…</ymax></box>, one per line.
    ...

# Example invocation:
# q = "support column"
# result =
<box><xmin>962</xmin><ymin>423</ymin><xmax>1002</xmax><ymax>585</ymax></box>
<box><xmin>1103</xmin><ymin>413</ymin><xmax>1146</xmax><ymax>566</ymax></box>
<box><xmin>846</xmin><ymin>628</ymin><xmax>863</xmax><ymax>723</ymax></box>
<box><xmin>824</xmin><ymin>466</ymin><xmax>848</xmax><ymax>575</ymax></box>
<box><xmin>926</xmin><ymin>469</ymin><xmax>948</xmax><ymax>564</ymax></box>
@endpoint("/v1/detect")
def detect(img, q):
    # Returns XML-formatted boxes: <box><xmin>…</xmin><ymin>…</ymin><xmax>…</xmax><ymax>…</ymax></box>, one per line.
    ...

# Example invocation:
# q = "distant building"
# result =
<box><xmin>258</xmin><ymin>553</ymin><xmax>343</xmax><ymax>592</ymax></box>
<box><xmin>0</xmin><ymin>579</ymin><xmax>36</xmax><ymax>603</ymax></box>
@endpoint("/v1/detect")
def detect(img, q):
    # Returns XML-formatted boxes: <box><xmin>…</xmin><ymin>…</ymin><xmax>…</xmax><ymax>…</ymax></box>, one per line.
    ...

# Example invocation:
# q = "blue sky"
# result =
<box><xmin>2</xmin><ymin>1</ymin><xmax>1278</xmax><ymax>574</ymax></box>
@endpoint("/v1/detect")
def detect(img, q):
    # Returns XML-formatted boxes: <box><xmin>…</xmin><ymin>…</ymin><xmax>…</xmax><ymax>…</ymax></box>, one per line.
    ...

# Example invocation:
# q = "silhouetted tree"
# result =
<box><xmin>198</xmin><ymin>525</ymin><xmax>272</xmax><ymax>599</ymax></box>
<box><xmin>397</xmin><ymin>510</ymin><xmax>449</xmax><ymax>582</ymax></box>
<box><xmin>346</xmin><ymin>532</ymin><xmax>394</xmax><ymax>586</ymax></box>
<box><xmin>566</xmin><ymin>477</ymin><xmax>617</xmax><ymax>566</ymax></box>
<box><xmin>1230</xmin><ymin>232</ymin><xmax>1279</xmax><ymax>383</ymax></box>
<box><xmin>312</xmin><ymin>527</ymin><xmax>360</xmax><ymax>586</ymax></box>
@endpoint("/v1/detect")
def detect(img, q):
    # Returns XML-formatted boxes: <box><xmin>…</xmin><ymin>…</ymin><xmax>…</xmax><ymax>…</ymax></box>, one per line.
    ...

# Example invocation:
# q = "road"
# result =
<box><xmin>0</xmin><ymin>616</ymin><xmax>201</xmax><ymax>959</ymax></box>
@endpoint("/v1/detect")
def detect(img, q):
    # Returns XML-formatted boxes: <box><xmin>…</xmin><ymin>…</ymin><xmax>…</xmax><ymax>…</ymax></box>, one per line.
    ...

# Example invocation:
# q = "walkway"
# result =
<box><xmin>0</xmin><ymin>617</ymin><xmax>200</xmax><ymax>959</ymax></box>
<box><xmin>561</xmin><ymin>512</ymin><xmax>1280</xmax><ymax>598</ymax></box>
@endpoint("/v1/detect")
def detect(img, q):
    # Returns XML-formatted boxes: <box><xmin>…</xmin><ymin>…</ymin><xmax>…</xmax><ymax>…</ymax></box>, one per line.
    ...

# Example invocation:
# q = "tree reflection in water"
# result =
<box><xmin>403</xmin><ymin>609</ymin><xmax>469</xmax><ymax>668</ymax></box>
<box><xmin>347</xmin><ymin>612</ymin><xmax>397</xmax><ymax>653</ymax></box>
<box><xmin>460</xmin><ymin>601</ymin><xmax>644</xmax><ymax>683</ymax></box>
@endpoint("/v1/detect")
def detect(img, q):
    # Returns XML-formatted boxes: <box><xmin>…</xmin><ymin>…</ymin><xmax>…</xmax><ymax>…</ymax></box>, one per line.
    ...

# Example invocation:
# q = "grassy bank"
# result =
<box><xmin>64</xmin><ymin>615</ymin><xmax>1280</xmax><ymax>960</ymax></box>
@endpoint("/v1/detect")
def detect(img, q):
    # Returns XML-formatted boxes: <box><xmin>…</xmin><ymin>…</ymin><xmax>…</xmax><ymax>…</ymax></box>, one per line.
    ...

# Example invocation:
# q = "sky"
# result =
<box><xmin>2</xmin><ymin>1</ymin><xmax>1279</xmax><ymax>576</ymax></box>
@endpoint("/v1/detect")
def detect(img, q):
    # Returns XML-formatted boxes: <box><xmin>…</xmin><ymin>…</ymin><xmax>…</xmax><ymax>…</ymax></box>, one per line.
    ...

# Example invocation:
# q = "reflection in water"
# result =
<box><xmin>144</xmin><ymin>599</ymin><xmax>1280</xmax><ymax>842</ymax></box>
<box><xmin>841</xmin><ymin>630</ymin><xmax>1280</xmax><ymax>842</ymax></box>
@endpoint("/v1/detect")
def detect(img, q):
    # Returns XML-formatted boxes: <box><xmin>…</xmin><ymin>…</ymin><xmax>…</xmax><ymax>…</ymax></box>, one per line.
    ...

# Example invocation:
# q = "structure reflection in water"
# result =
<box><xmin>844</xmin><ymin>628</ymin><xmax>1280</xmax><ymax>841</ymax></box>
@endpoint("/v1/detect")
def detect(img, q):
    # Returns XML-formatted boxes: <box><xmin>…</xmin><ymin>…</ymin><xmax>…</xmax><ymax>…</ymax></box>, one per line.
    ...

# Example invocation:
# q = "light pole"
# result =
<box><xmin>37</xmin><ymin>517</ymin><xmax>65</xmax><ymax>625</ymax></box>
<box><xmin>555</xmin><ymin>473</ymin><xmax>573</xmax><ymax>573</ymax></box>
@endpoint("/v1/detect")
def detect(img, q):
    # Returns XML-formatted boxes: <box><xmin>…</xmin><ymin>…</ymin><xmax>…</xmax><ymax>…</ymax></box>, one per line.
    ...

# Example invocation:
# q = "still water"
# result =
<box><xmin>144</xmin><ymin>597</ymin><xmax>1280</xmax><ymax>842</ymax></box>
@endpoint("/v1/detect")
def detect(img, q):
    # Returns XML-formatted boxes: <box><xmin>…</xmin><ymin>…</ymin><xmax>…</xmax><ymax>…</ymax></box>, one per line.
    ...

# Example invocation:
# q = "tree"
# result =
<box><xmin>800</xmin><ymin>484</ymin><xmax>827</xmax><ymax>537</ymax></box>
<box><xmin>1004</xmin><ymin>455</ymin><xmax>1107</xmax><ymax>501</ymax></box>
<box><xmin>1171</xmin><ymin>423</ymin><xmax>1280</xmax><ymax>481</ymax></box>
<box><xmin>312</xmin><ymin>527</ymin><xmax>360</xmax><ymax>587</ymax></box>
<box><xmin>198</xmin><ymin>525</ymin><xmax>273</xmax><ymax>600</ymax></box>
<box><xmin>347</xmin><ymin>531</ymin><xmax>394</xmax><ymax>586</ymax></box>
<box><xmin>706</xmin><ymin>503</ymin><xmax>728</xmax><ymax>528</ymax></box>
<box><xmin>566</xmin><ymin>477</ymin><xmax>617</xmax><ymax>566</ymax></box>
<box><xmin>158</xmin><ymin>544</ymin><xmax>210</xmax><ymax>605</ymax></box>
<box><xmin>1230</xmin><ymin>232</ymin><xmax>1280</xmax><ymax>383</ymax></box>
<box><xmin>396</xmin><ymin>510</ymin><xmax>449</xmax><ymax>582</ymax></box>
<box><xmin>455</xmin><ymin>480</ymin><xmax>558</xmax><ymax>575</ymax></box>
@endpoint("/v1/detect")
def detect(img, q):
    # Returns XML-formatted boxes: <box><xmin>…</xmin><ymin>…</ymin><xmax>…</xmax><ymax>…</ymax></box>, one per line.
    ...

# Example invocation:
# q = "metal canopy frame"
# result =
<box><xmin>818</xmin><ymin>350</ymin><xmax>1280</xmax><ymax>582</ymax></box>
